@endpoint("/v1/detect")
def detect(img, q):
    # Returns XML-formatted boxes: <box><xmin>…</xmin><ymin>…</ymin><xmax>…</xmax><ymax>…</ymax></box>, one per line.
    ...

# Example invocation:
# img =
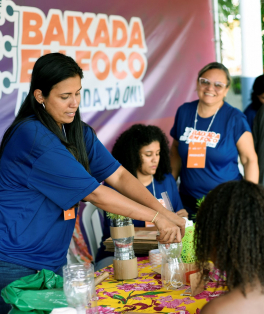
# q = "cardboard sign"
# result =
<box><xmin>187</xmin><ymin>141</ymin><xmax>206</xmax><ymax>168</ymax></box>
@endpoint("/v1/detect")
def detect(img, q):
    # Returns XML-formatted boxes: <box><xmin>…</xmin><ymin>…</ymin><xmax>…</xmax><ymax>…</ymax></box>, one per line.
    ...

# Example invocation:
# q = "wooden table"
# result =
<box><xmin>95</xmin><ymin>257</ymin><xmax>226</xmax><ymax>314</ymax></box>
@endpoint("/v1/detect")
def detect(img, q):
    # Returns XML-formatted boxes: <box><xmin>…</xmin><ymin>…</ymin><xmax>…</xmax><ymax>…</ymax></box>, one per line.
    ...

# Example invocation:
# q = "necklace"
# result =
<box><xmin>193</xmin><ymin>104</ymin><xmax>219</xmax><ymax>133</ymax></box>
<box><xmin>62</xmin><ymin>124</ymin><xmax>67</xmax><ymax>140</ymax></box>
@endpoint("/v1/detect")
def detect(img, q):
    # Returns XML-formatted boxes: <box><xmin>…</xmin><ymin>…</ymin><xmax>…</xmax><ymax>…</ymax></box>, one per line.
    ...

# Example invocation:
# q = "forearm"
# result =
<box><xmin>170</xmin><ymin>140</ymin><xmax>182</xmax><ymax>180</ymax></box>
<box><xmin>237</xmin><ymin>132</ymin><xmax>259</xmax><ymax>184</ymax></box>
<box><xmin>83</xmin><ymin>184</ymin><xmax>157</xmax><ymax>222</ymax></box>
<box><xmin>83</xmin><ymin>184</ymin><xmax>183</xmax><ymax>243</ymax></box>
<box><xmin>106</xmin><ymin>167</ymin><xmax>183</xmax><ymax>222</ymax></box>
<box><xmin>243</xmin><ymin>158</ymin><xmax>259</xmax><ymax>184</ymax></box>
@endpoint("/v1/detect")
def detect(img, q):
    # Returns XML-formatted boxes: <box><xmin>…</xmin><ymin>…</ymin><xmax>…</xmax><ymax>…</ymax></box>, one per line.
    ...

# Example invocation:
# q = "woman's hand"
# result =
<box><xmin>154</xmin><ymin>213</ymin><xmax>182</xmax><ymax>243</ymax></box>
<box><xmin>158</xmin><ymin>209</ymin><xmax>186</xmax><ymax>238</ymax></box>
<box><xmin>176</xmin><ymin>209</ymin><xmax>189</xmax><ymax>218</ymax></box>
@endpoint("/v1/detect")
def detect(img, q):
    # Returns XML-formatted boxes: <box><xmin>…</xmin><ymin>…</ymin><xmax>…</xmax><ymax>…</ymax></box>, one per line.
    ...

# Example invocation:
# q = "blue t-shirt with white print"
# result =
<box><xmin>170</xmin><ymin>100</ymin><xmax>251</xmax><ymax>199</ymax></box>
<box><xmin>0</xmin><ymin>117</ymin><xmax>120</xmax><ymax>272</ymax></box>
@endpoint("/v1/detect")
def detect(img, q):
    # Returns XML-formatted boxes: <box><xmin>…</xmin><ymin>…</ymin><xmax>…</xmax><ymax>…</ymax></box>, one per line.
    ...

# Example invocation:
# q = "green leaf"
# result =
<box><xmin>106</xmin><ymin>212</ymin><xmax>126</xmax><ymax>220</ymax></box>
<box><xmin>129</xmin><ymin>291</ymin><xmax>167</xmax><ymax>298</ymax></box>
<box><xmin>112</xmin><ymin>294</ymin><xmax>127</xmax><ymax>304</ymax></box>
<box><xmin>141</xmin><ymin>291</ymin><xmax>167</xmax><ymax>295</ymax></box>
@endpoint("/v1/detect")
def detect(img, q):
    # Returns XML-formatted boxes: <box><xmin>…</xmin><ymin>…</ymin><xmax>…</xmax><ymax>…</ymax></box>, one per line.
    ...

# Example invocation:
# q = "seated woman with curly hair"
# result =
<box><xmin>95</xmin><ymin>124</ymin><xmax>187</xmax><ymax>267</ymax></box>
<box><xmin>195</xmin><ymin>180</ymin><xmax>264</xmax><ymax>314</ymax></box>
<box><xmin>110</xmin><ymin>124</ymin><xmax>186</xmax><ymax>217</ymax></box>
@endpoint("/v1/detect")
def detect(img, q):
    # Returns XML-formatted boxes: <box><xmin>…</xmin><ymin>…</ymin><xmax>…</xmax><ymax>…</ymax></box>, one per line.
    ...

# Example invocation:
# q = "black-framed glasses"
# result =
<box><xmin>198</xmin><ymin>77</ymin><xmax>227</xmax><ymax>92</ymax></box>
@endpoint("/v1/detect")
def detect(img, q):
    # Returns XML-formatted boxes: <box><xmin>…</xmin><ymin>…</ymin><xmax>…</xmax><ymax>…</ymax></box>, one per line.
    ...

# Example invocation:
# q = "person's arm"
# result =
<box><xmin>236</xmin><ymin>131</ymin><xmax>259</xmax><ymax>184</ymax></box>
<box><xmin>104</xmin><ymin>166</ymin><xmax>185</xmax><ymax>236</ymax></box>
<box><xmin>170</xmin><ymin>139</ymin><xmax>182</xmax><ymax>180</ymax></box>
<box><xmin>83</xmin><ymin>184</ymin><xmax>182</xmax><ymax>244</ymax></box>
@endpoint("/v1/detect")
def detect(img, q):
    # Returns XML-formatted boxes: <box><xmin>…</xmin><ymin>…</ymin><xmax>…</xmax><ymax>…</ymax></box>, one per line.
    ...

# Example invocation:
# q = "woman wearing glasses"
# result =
<box><xmin>170</xmin><ymin>62</ymin><xmax>258</xmax><ymax>218</ymax></box>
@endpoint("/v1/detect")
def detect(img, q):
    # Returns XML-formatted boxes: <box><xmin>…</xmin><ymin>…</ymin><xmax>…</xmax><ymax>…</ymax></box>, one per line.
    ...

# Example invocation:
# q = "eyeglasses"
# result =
<box><xmin>198</xmin><ymin>77</ymin><xmax>227</xmax><ymax>92</ymax></box>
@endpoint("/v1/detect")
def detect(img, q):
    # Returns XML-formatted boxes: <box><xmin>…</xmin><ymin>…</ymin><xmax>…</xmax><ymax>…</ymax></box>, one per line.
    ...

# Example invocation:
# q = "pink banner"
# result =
<box><xmin>0</xmin><ymin>0</ymin><xmax>215</xmax><ymax>150</ymax></box>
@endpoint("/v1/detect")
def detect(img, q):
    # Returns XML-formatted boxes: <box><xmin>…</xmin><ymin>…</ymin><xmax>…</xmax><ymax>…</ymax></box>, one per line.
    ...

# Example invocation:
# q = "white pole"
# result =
<box><xmin>212</xmin><ymin>0</ymin><xmax>221</xmax><ymax>62</ymax></box>
<box><xmin>240</xmin><ymin>0</ymin><xmax>263</xmax><ymax>110</ymax></box>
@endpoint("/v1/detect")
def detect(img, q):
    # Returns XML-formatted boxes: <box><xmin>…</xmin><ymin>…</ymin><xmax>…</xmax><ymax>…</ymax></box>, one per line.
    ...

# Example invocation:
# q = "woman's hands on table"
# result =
<box><xmin>154</xmin><ymin>213</ymin><xmax>184</xmax><ymax>243</ymax></box>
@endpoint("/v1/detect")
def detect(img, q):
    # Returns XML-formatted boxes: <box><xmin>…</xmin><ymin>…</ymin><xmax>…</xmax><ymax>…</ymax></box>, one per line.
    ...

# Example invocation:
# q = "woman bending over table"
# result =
<box><xmin>195</xmin><ymin>180</ymin><xmax>264</xmax><ymax>314</ymax></box>
<box><xmin>0</xmin><ymin>53</ymin><xmax>185</xmax><ymax>313</ymax></box>
<box><xmin>96</xmin><ymin>124</ymin><xmax>187</xmax><ymax>266</ymax></box>
<box><xmin>170</xmin><ymin>62</ymin><xmax>258</xmax><ymax>218</ymax></box>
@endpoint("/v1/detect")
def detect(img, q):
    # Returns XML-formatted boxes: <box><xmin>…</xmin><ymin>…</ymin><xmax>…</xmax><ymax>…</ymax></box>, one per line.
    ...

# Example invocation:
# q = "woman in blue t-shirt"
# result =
<box><xmin>0</xmin><ymin>54</ymin><xmax>184</xmax><ymax>313</ymax></box>
<box><xmin>96</xmin><ymin>124</ymin><xmax>187</xmax><ymax>265</ymax></box>
<box><xmin>244</xmin><ymin>74</ymin><xmax>264</xmax><ymax>130</ymax></box>
<box><xmin>170</xmin><ymin>62</ymin><xmax>258</xmax><ymax>218</ymax></box>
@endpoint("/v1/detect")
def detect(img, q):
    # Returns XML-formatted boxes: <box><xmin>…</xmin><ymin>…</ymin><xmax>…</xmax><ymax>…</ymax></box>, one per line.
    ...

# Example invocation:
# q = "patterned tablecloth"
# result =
<box><xmin>95</xmin><ymin>257</ymin><xmax>226</xmax><ymax>314</ymax></box>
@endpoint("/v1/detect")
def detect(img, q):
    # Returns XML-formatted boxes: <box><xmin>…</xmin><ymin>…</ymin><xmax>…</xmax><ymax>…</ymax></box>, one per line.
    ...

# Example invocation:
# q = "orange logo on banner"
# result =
<box><xmin>187</xmin><ymin>142</ymin><xmax>206</xmax><ymax>168</ymax></box>
<box><xmin>64</xmin><ymin>207</ymin><xmax>75</xmax><ymax>220</ymax></box>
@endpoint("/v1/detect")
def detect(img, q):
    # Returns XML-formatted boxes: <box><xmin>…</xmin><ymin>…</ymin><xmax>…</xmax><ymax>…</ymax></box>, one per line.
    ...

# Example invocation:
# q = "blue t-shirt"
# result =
<box><xmin>0</xmin><ymin>118</ymin><xmax>120</xmax><ymax>271</ymax></box>
<box><xmin>129</xmin><ymin>173</ymin><xmax>183</xmax><ymax>227</ymax></box>
<box><xmin>170</xmin><ymin>100</ymin><xmax>250</xmax><ymax>199</ymax></box>
<box><xmin>244</xmin><ymin>103</ymin><xmax>258</xmax><ymax>130</ymax></box>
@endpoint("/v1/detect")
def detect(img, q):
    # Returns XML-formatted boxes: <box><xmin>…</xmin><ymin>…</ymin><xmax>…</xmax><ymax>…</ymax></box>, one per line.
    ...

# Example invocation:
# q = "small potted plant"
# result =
<box><xmin>106</xmin><ymin>212</ymin><xmax>138</xmax><ymax>280</ymax></box>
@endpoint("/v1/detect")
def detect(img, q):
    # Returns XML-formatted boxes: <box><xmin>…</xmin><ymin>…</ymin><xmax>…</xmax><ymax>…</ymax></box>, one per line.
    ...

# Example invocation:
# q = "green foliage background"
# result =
<box><xmin>218</xmin><ymin>0</ymin><xmax>263</xmax><ymax>65</ymax></box>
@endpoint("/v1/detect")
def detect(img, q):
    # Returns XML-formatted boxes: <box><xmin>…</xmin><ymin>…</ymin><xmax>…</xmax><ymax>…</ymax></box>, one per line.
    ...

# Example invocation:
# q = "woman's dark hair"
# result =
<box><xmin>197</xmin><ymin>62</ymin><xmax>231</xmax><ymax>88</ymax></box>
<box><xmin>251</xmin><ymin>74</ymin><xmax>264</xmax><ymax>110</ymax></box>
<box><xmin>0</xmin><ymin>53</ymin><xmax>89</xmax><ymax>171</ymax></box>
<box><xmin>194</xmin><ymin>180</ymin><xmax>264</xmax><ymax>295</ymax></box>
<box><xmin>112</xmin><ymin>124</ymin><xmax>171</xmax><ymax>181</ymax></box>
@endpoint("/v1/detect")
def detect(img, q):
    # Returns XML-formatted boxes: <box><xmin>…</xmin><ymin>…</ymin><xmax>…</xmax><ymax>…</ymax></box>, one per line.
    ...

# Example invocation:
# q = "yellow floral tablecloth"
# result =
<box><xmin>95</xmin><ymin>257</ymin><xmax>226</xmax><ymax>314</ymax></box>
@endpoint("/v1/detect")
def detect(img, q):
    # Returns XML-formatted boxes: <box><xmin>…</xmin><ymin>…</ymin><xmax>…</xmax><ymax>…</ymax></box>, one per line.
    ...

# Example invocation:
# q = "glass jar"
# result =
<box><xmin>158</xmin><ymin>242</ymin><xmax>186</xmax><ymax>290</ymax></box>
<box><xmin>63</xmin><ymin>264</ymin><xmax>97</xmax><ymax>314</ymax></box>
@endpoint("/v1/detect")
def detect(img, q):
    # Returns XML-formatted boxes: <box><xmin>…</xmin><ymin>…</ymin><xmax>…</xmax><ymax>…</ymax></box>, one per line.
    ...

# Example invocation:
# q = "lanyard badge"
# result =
<box><xmin>64</xmin><ymin>207</ymin><xmax>76</xmax><ymax>220</ymax></box>
<box><xmin>187</xmin><ymin>142</ymin><xmax>206</xmax><ymax>168</ymax></box>
<box><xmin>187</xmin><ymin>104</ymin><xmax>219</xmax><ymax>169</ymax></box>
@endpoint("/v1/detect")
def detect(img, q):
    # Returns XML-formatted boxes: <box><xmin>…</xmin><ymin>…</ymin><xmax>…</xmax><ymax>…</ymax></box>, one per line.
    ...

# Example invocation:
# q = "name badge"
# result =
<box><xmin>187</xmin><ymin>142</ymin><xmax>206</xmax><ymax>168</ymax></box>
<box><xmin>64</xmin><ymin>207</ymin><xmax>75</xmax><ymax>220</ymax></box>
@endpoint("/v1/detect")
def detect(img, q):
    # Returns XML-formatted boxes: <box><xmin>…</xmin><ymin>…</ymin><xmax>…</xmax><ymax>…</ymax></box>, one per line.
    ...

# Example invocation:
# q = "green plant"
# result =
<box><xmin>232</xmin><ymin>76</ymin><xmax>241</xmax><ymax>94</ymax></box>
<box><xmin>196</xmin><ymin>195</ymin><xmax>206</xmax><ymax>209</ymax></box>
<box><xmin>106</xmin><ymin>212</ymin><xmax>126</xmax><ymax>220</ymax></box>
<box><xmin>191</xmin><ymin>195</ymin><xmax>206</xmax><ymax>220</ymax></box>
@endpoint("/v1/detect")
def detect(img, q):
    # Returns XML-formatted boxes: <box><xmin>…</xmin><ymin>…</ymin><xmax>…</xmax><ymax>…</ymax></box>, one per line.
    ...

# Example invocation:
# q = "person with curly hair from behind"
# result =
<box><xmin>195</xmin><ymin>180</ymin><xmax>264</xmax><ymax>314</ymax></box>
<box><xmin>95</xmin><ymin>124</ymin><xmax>187</xmax><ymax>268</ymax></box>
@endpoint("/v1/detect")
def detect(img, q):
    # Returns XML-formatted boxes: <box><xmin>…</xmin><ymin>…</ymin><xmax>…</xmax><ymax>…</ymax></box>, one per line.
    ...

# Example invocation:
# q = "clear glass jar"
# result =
<box><xmin>110</xmin><ymin>218</ymin><xmax>135</xmax><ymax>261</ymax></box>
<box><xmin>158</xmin><ymin>242</ymin><xmax>186</xmax><ymax>290</ymax></box>
<box><xmin>63</xmin><ymin>264</ymin><xmax>97</xmax><ymax>314</ymax></box>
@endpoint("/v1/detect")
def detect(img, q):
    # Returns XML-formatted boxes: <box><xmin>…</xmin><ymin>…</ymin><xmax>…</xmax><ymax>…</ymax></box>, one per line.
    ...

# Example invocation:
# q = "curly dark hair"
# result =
<box><xmin>194</xmin><ymin>180</ymin><xmax>264</xmax><ymax>295</ymax></box>
<box><xmin>251</xmin><ymin>74</ymin><xmax>264</xmax><ymax>110</ymax></box>
<box><xmin>112</xmin><ymin>124</ymin><xmax>171</xmax><ymax>182</ymax></box>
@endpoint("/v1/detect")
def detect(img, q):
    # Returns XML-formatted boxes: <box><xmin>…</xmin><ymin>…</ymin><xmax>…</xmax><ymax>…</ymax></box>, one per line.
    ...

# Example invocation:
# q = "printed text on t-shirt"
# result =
<box><xmin>179</xmin><ymin>127</ymin><xmax>221</xmax><ymax>148</ymax></box>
